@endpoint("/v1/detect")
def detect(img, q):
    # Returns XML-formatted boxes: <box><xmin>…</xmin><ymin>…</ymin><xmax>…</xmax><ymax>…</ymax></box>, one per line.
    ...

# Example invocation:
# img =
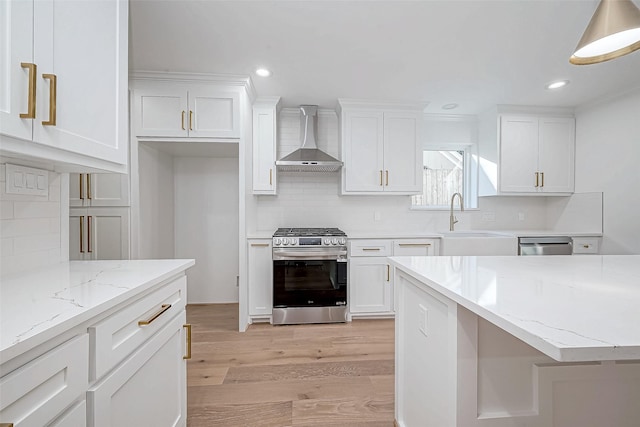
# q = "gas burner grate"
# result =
<box><xmin>273</xmin><ymin>227</ymin><xmax>346</xmax><ymax>237</ymax></box>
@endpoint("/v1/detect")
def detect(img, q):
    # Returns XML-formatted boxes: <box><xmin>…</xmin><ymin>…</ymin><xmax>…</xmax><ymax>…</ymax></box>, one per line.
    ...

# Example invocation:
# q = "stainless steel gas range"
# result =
<box><xmin>272</xmin><ymin>228</ymin><xmax>348</xmax><ymax>325</ymax></box>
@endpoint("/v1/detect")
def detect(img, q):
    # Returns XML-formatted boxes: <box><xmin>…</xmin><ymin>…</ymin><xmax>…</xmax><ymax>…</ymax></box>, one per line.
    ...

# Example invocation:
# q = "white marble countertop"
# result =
<box><xmin>389</xmin><ymin>255</ymin><xmax>640</xmax><ymax>362</ymax></box>
<box><xmin>0</xmin><ymin>259</ymin><xmax>195</xmax><ymax>364</ymax></box>
<box><xmin>248</xmin><ymin>230</ymin><xmax>602</xmax><ymax>240</ymax></box>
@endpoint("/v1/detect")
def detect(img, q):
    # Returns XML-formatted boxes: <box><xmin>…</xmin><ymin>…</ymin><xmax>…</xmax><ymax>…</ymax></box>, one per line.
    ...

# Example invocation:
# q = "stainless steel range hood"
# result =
<box><xmin>276</xmin><ymin>105</ymin><xmax>343</xmax><ymax>172</ymax></box>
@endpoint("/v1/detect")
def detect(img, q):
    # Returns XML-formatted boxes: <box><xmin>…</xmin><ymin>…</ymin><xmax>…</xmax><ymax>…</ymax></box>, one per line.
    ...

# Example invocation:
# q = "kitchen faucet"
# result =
<box><xmin>449</xmin><ymin>192</ymin><xmax>464</xmax><ymax>231</ymax></box>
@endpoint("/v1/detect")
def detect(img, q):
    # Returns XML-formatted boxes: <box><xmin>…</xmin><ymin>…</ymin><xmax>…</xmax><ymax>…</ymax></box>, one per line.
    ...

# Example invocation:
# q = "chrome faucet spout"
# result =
<box><xmin>449</xmin><ymin>192</ymin><xmax>464</xmax><ymax>231</ymax></box>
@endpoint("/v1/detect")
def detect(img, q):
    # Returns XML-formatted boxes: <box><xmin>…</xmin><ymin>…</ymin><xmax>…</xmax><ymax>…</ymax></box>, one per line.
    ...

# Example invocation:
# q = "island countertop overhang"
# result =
<box><xmin>389</xmin><ymin>255</ymin><xmax>640</xmax><ymax>362</ymax></box>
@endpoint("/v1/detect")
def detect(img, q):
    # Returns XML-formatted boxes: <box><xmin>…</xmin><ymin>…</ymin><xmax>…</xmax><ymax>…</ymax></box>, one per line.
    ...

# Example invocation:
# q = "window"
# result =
<box><xmin>411</xmin><ymin>146</ymin><xmax>477</xmax><ymax>209</ymax></box>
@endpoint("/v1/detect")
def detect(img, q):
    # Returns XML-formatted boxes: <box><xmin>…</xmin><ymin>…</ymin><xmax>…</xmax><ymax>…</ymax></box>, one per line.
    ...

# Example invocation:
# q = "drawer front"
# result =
<box><xmin>349</xmin><ymin>240</ymin><xmax>392</xmax><ymax>257</ymax></box>
<box><xmin>49</xmin><ymin>400</ymin><xmax>87</xmax><ymax>427</ymax></box>
<box><xmin>87</xmin><ymin>311</ymin><xmax>186</xmax><ymax>427</ymax></box>
<box><xmin>393</xmin><ymin>239</ymin><xmax>438</xmax><ymax>256</ymax></box>
<box><xmin>89</xmin><ymin>275</ymin><xmax>187</xmax><ymax>380</ymax></box>
<box><xmin>572</xmin><ymin>238</ymin><xmax>600</xmax><ymax>254</ymax></box>
<box><xmin>0</xmin><ymin>335</ymin><xmax>88</xmax><ymax>427</ymax></box>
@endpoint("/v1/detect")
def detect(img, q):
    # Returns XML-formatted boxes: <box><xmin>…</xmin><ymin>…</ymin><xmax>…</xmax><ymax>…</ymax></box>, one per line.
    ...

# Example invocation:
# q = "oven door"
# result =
<box><xmin>273</xmin><ymin>251</ymin><xmax>347</xmax><ymax>308</ymax></box>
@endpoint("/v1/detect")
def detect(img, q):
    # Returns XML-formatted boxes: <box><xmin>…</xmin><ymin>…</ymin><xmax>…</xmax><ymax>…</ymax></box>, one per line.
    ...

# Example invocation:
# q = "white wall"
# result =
<box><xmin>174</xmin><ymin>156</ymin><xmax>239</xmax><ymax>303</ymax></box>
<box><xmin>574</xmin><ymin>88</ymin><xmax>640</xmax><ymax>254</ymax></box>
<box><xmin>138</xmin><ymin>143</ymin><xmax>175</xmax><ymax>259</ymax></box>
<box><xmin>0</xmin><ymin>163</ymin><xmax>65</xmax><ymax>276</ymax></box>
<box><xmin>251</xmin><ymin>110</ymin><xmax>551</xmax><ymax>235</ymax></box>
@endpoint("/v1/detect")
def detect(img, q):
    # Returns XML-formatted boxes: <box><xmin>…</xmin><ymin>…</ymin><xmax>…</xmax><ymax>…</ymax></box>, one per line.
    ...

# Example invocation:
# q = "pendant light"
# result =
<box><xmin>570</xmin><ymin>0</ymin><xmax>640</xmax><ymax>65</ymax></box>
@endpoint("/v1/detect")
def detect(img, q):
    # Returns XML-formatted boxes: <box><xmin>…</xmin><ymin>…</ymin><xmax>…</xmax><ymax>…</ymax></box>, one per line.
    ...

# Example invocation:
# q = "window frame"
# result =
<box><xmin>410</xmin><ymin>143</ymin><xmax>478</xmax><ymax>211</ymax></box>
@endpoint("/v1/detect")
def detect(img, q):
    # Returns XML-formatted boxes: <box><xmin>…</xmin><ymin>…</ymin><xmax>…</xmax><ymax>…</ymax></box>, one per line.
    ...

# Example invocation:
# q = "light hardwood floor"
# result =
<box><xmin>186</xmin><ymin>304</ymin><xmax>395</xmax><ymax>427</ymax></box>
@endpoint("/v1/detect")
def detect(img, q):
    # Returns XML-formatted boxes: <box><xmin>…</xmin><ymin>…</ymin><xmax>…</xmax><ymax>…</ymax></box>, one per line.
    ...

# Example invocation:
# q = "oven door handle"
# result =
<box><xmin>272</xmin><ymin>249</ymin><xmax>346</xmax><ymax>260</ymax></box>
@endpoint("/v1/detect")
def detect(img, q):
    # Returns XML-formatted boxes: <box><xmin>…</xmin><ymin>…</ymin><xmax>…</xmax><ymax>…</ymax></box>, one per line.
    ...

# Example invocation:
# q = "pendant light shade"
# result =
<box><xmin>570</xmin><ymin>0</ymin><xmax>640</xmax><ymax>65</ymax></box>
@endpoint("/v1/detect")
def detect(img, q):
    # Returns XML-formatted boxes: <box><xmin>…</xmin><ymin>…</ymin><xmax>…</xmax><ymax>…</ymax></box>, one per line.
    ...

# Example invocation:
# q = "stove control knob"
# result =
<box><xmin>282</xmin><ymin>238</ymin><xmax>289</xmax><ymax>245</ymax></box>
<box><xmin>323</xmin><ymin>238</ymin><xmax>330</xmax><ymax>245</ymax></box>
<box><xmin>274</xmin><ymin>238</ymin><xmax>281</xmax><ymax>246</ymax></box>
<box><xmin>332</xmin><ymin>238</ymin><xmax>338</xmax><ymax>245</ymax></box>
<box><xmin>290</xmin><ymin>239</ymin><xmax>297</xmax><ymax>246</ymax></box>
<box><xmin>338</xmin><ymin>237</ymin><xmax>346</xmax><ymax>245</ymax></box>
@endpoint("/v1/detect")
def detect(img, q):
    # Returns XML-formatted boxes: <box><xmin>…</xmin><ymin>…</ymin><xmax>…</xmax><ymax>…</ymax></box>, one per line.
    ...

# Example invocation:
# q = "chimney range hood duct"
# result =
<box><xmin>276</xmin><ymin>105</ymin><xmax>343</xmax><ymax>172</ymax></box>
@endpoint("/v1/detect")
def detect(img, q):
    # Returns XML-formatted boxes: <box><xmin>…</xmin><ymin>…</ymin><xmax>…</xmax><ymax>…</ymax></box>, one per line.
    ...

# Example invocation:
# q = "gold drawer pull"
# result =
<box><xmin>269</xmin><ymin>168</ymin><xmax>273</xmax><ymax>186</ymax></box>
<box><xmin>540</xmin><ymin>172</ymin><xmax>544</xmax><ymax>187</ymax></box>
<box><xmin>535</xmin><ymin>172</ymin><xmax>539</xmax><ymax>187</ymax></box>
<box><xmin>583</xmin><ymin>244</ymin><xmax>590</xmax><ymax>248</ymax></box>
<box><xmin>1</xmin><ymin>423</ymin><xmax>15</xmax><ymax>427</ymax></box>
<box><xmin>385</xmin><ymin>170</ymin><xmax>389</xmax><ymax>186</ymax></box>
<box><xmin>386</xmin><ymin>265</ymin><xmax>390</xmax><ymax>282</ymax></box>
<box><xmin>181</xmin><ymin>110</ymin><xmax>186</xmax><ymax>130</ymax></box>
<box><xmin>189</xmin><ymin>110</ymin><xmax>193</xmax><ymax>130</ymax></box>
<box><xmin>87</xmin><ymin>174</ymin><xmax>92</xmax><ymax>199</ymax></box>
<box><xmin>398</xmin><ymin>243</ymin><xmax>431</xmax><ymax>247</ymax></box>
<box><xmin>251</xmin><ymin>243</ymin><xmax>270</xmax><ymax>247</ymax></box>
<box><xmin>79</xmin><ymin>216</ymin><xmax>84</xmax><ymax>253</ymax></box>
<box><xmin>20</xmin><ymin>62</ymin><xmax>36</xmax><ymax>119</ymax></box>
<box><xmin>42</xmin><ymin>73</ymin><xmax>57</xmax><ymax>126</ymax></box>
<box><xmin>183</xmin><ymin>324</ymin><xmax>192</xmax><ymax>359</ymax></box>
<box><xmin>379</xmin><ymin>170</ymin><xmax>383</xmax><ymax>186</ymax></box>
<box><xmin>138</xmin><ymin>304</ymin><xmax>172</xmax><ymax>326</ymax></box>
<box><xmin>362</xmin><ymin>248</ymin><xmax>381</xmax><ymax>251</ymax></box>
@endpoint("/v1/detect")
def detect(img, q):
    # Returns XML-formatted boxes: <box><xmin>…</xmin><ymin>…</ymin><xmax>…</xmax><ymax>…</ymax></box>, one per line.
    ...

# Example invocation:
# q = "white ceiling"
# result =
<box><xmin>129</xmin><ymin>0</ymin><xmax>640</xmax><ymax>115</ymax></box>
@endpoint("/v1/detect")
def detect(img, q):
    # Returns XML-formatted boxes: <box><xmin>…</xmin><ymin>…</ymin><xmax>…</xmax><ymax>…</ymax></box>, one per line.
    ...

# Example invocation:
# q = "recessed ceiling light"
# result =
<box><xmin>442</xmin><ymin>103</ymin><xmax>459</xmax><ymax>110</ymax></box>
<box><xmin>255</xmin><ymin>68</ymin><xmax>271</xmax><ymax>77</ymax></box>
<box><xmin>546</xmin><ymin>80</ymin><xmax>570</xmax><ymax>90</ymax></box>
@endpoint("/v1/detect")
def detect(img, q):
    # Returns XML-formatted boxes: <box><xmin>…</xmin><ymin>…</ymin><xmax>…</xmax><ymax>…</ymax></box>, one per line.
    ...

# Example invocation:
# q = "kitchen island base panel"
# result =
<box><xmin>395</xmin><ymin>270</ymin><xmax>640</xmax><ymax>427</ymax></box>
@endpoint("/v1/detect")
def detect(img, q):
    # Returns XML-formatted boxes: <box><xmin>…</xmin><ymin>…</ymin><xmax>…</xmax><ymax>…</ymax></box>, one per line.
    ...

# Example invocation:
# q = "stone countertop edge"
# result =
<box><xmin>389</xmin><ymin>255</ymin><xmax>639</xmax><ymax>363</ymax></box>
<box><xmin>0</xmin><ymin>259</ymin><xmax>195</xmax><ymax>364</ymax></box>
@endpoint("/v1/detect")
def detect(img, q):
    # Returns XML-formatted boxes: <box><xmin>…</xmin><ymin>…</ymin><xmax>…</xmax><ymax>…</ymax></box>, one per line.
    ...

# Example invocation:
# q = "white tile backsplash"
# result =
<box><xmin>0</xmin><ymin>165</ymin><xmax>63</xmax><ymax>277</ymax></box>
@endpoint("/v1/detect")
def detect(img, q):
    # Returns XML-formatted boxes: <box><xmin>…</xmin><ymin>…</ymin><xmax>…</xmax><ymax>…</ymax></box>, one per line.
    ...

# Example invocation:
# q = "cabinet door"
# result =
<box><xmin>189</xmin><ymin>89</ymin><xmax>240</xmax><ymax>138</ymax></box>
<box><xmin>383</xmin><ymin>112</ymin><xmax>421</xmax><ymax>193</ymax></box>
<box><xmin>349</xmin><ymin>257</ymin><xmax>392</xmax><ymax>314</ymax></box>
<box><xmin>0</xmin><ymin>0</ymin><xmax>34</xmax><ymax>141</ymax></box>
<box><xmin>248</xmin><ymin>240</ymin><xmax>273</xmax><ymax>316</ymax></box>
<box><xmin>499</xmin><ymin>116</ymin><xmax>539</xmax><ymax>193</ymax></box>
<box><xmin>538</xmin><ymin>117</ymin><xmax>575</xmax><ymax>193</ymax></box>
<box><xmin>89</xmin><ymin>173</ymin><xmax>129</xmax><ymax>206</ymax></box>
<box><xmin>342</xmin><ymin>111</ymin><xmax>385</xmax><ymax>193</ymax></box>
<box><xmin>87</xmin><ymin>208</ymin><xmax>130</xmax><ymax>260</ymax></box>
<box><xmin>32</xmin><ymin>0</ymin><xmax>128</xmax><ymax>165</ymax></box>
<box><xmin>69</xmin><ymin>208</ymin><xmax>88</xmax><ymax>260</ymax></box>
<box><xmin>252</xmin><ymin>104</ymin><xmax>277</xmax><ymax>194</ymax></box>
<box><xmin>88</xmin><ymin>312</ymin><xmax>187</xmax><ymax>427</ymax></box>
<box><xmin>133</xmin><ymin>88</ymin><xmax>189</xmax><ymax>137</ymax></box>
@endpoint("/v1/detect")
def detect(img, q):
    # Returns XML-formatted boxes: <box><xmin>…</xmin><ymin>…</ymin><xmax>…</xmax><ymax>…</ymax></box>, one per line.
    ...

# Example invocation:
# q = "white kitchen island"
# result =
<box><xmin>389</xmin><ymin>255</ymin><xmax>640</xmax><ymax>427</ymax></box>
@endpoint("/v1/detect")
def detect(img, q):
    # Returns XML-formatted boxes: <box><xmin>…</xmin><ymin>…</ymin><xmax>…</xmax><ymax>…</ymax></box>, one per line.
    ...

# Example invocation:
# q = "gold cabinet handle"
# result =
<box><xmin>138</xmin><ymin>304</ymin><xmax>172</xmax><ymax>326</ymax></box>
<box><xmin>386</xmin><ymin>265</ymin><xmax>390</xmax><ymax>282</ymax></box>
<box><xmin>379</xmin><ymin>170</ymin><xmax>383</xmax><ymax>186</ymax></box>
<box><xmin>79</xmin><ymin>216</ymin><xmax>85</xmax><ymax>253</ymax></box>
<box><xmin>189</xmin><ymin>110</ymin><xmax>193</xmax><ymax>130</ymax></box>
<box><xmin>181</xmin><ymin>111</ymin><xmax>185</xmax><ymax>130</ymax></box>
<box><xmin>79</xmin><ymin>174</ymin><xmax>84</xmax><ymax>200</ymax></box>
<box><xmin>362</xmin><ymin>248</ymin><xmax>381</xmax><ymax>251</ymax></box>
<box><xmin>87</xmin><ymin>174</ymin><xmax>92</xmax><ymax>200</ymax></box>
<box><xmin>20</xmin><ymin>63</ymin><xmax>37</xmax><ymax>119</ymax></box>
<box><xmin>1</xmin><ymin>423</ymin><xmax>15</xmax><ymax>427</ymax></box>
<box><xmin>398</xmin><ymin>243</ymin><xmax>431</xmax><ymax>247</ymax></box>
<box><xmin>535</xmin><ymin>172</ymin><xmax>539</xmax><ymax>187</ymax></box>
<box><xmin>540</xmin><ymin>172</ymin><xmax>544</xmax><ymax>187</ymax></box>
<box><xmin>385</xmin><ymin>170</ymin><xmax>389</xmax><ymax>186</ymax></box>
<box><xmin>583</xmin><ymin>244</ymin><xmax>590</xmax><ymax>248</ymax></box>
<box><xmin>183</xmin><ymin>324</ymin><xmax>192</xmax><ymax>359</ymax></box>
<box><xmin>87</xmin><ymin>216</ymin><xmax>93</xmax><ymax>253</ymax></box>
<box><xmin>269</xmin><ymin>168</ymin><xmax>273</xmax><ymax>186</ymax></box>
<box><xmin>42</xmin><ymin>74</ymin><xmax>57</xmax><ymax>126</ymax></box>
<box><xmin>250</xmin><ymin>243</ymin><xmax>270</xmax><ymax>247</ymax></box>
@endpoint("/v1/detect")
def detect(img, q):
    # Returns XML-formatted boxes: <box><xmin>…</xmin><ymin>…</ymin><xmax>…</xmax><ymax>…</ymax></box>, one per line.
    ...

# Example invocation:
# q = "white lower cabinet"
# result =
<box><xmin>247</xmin><ymin>239</ymin><xmax>273</xmax><ymax>319</ymax></box>
<box><xmin>572</xmin><ymin>237</ymin><xmax>601</xmax><ymax>255</ymax></box>
<box><xmin>0</xmin><ymin>273</ymin><xmax>190</xmax><ymax>427</ymax></box>
<box><xmin>0</xmin><ymin>335</ymin><xmax>89</xmax><ymax>427</ymax></box>
<box><xmin>87</xmin><ymin>312</ymin><xmax>187</xmax><ymax>427</ymax></box>
<box><xmin>349</xmin><ymin>238</ymin><xmax>439</xmax><ymax>317</ymax></box>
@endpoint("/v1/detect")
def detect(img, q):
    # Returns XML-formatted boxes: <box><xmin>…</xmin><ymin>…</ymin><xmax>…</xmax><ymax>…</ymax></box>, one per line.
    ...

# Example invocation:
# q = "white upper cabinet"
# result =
<box><xmin>252</xmin><ymin>97</ymin><xmax>280</xmax><ymax>195</ymax></box>
<box><xmin>70</xmin><ymin>173</ymin><xmax>129</xmax><ymax>207</ymax></box>
<box><xmin>338</xmin><ymin>100</ymin><xmax>423</xmax><ymax>195</ymax></box>
<box><xmin>478</xmin><ymin>109</ymin><xmax>575</xmax><ymax>196</ymax></box>
<box><xmin>0</xmin><ymin>0</ymin><xmax>129</xmax><ymax>172</ymax></box>
<box><xmin>132</xmin><ymin>80</ymin><xmax>240</xmax><ymax>139</ymax></box>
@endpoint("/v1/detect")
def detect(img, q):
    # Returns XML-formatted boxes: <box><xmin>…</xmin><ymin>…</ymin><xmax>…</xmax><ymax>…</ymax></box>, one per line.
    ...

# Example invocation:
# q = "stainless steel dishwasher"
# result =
<box><xmin>518</xmin><ymin>236</ymin><xmax>573</xmax><ymax>255</ymax></box>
